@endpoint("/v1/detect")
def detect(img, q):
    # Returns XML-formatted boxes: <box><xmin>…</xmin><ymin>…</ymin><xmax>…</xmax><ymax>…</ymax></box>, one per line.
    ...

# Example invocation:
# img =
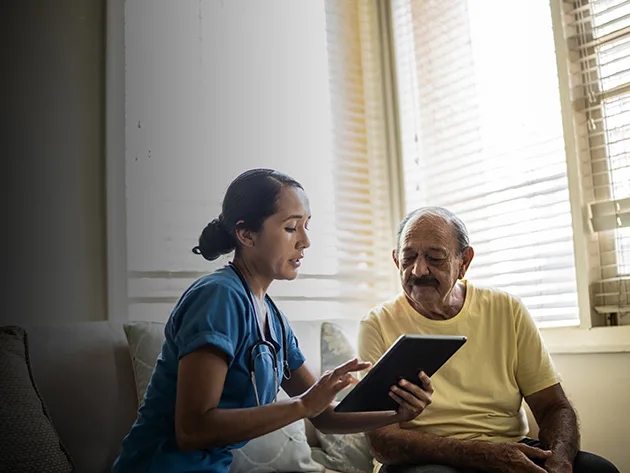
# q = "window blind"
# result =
<box><xmin>391</xmin><ymin>0</ymin><xmax>580</xmax><ymax>326</ymax></box>
<box><xmin>559</xmin><ymin>0</ymin><xmax>630</xmax><ymax>323</ymax></box>
<box><xmin>283</xmin><ymin>0</ymin><xmax>398</xmax><ymax>320</ymax></box>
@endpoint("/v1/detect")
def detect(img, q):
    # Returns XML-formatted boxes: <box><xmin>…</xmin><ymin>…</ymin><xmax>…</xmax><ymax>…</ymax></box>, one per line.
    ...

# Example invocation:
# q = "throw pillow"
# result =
<box><xmin>315</xmin><ymin>322</ymin><xmax>373</xmax><ymax>473</ymax></box>
<box><xmin>311</xmin><ymin>433</ymin><xmax>373</xmax><ymax>473</ymax></box>
<box><xmin>123</xmin><ymin>321</ymin><xmax>166</xmax><ymax>406</ymax></box>
<box><xmin>320</xmin><ymin>321</ymin><xmax>357</xmax><ymax>402</ymax></box>
<box><xmin>123</xmin><ymin>321</ymin><xmax>324</xmax><ymax>473</ymax></box>
<box><xmin>0</xmin><ymin>326</ymin><xmax>74</xmax><ymax>472</ymax></box>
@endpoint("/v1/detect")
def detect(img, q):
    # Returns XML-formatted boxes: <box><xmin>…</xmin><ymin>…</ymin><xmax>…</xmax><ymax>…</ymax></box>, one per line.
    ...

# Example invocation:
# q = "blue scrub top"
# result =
<box><xmin>112</xmin><ymin>265</ymin><xmax>306</xmax><ymax>473</ymax></box>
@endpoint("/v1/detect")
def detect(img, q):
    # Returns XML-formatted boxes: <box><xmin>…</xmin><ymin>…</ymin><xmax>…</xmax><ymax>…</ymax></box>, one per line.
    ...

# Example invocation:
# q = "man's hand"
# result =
<box><xmin>390</xmin><ymin>371</ymin><xmax>433</xmax><ymax>423</ymax></box>
<box><xmin>486</xmin><ymin>442</ymin><xmax>553</xmax><ymax>473</ymax></box>
<box><xmin>544</xmin><ymin>454</ymin><xmax>573</xmax><ymax>473</ymax></box>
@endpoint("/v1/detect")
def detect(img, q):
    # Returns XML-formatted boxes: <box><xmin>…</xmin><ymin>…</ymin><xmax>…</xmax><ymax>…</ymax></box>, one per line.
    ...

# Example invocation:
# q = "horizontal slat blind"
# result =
<box><xmin>561</xmin><ymin>0</ymin><xmax>630</xmax><ymax>319</ymax></box>
<box><xmin>391</xmin><ymin>0</ymin><xmax>580</xmax><ymax>326</ymax></box>
<box><xmin>316</xmin><ymin>0</ymin><xmax>398</xmax><ymax>319</ymax></box>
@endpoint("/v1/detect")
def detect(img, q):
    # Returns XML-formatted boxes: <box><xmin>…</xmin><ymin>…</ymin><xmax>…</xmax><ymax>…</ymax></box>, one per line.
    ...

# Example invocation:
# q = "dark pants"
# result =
<box><xmin>379</xmin><ymin>438</ymin><xmax>619</xmax><ymax>473</ymax></box>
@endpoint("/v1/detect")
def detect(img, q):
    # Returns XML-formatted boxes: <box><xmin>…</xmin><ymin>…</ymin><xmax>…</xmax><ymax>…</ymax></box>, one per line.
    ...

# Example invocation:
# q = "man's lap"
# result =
<box><xmin>378</xmin><ymin>438</ymin><xmax>619</xmax><ymax>473</ymax></box>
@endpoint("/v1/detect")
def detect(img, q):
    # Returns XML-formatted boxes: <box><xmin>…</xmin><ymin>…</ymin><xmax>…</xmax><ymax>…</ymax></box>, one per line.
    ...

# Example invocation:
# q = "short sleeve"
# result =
<box><xmin>283</xmin><ymin>317</ymin><xmax>306</xmax><ymax>372</ymax></box>
<box><xmin>357</xmin><ymin>316</ymin><xmax>387</xmax><ymax>380</ymax></box>
<box><xmin>513</xmin><ymin>297</ymin><xmax>562</xmax><ymax>397</ymax></box>
<box><xmin>173</xmin><ymin>283</ymin><xmax>247</xmax><ymax>364</ymax></box>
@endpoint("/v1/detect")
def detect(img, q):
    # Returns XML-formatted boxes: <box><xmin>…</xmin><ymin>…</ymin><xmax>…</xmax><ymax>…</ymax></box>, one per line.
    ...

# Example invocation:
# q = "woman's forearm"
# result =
<box><xmin>310</xmin><ymin>404</ymin><xmax>400</xmax><ymax>434</ymax></box>
<box><xmin>177</xmin><ymin>398</ymin><xmax>307</xmax><ymax>451</ymax></box>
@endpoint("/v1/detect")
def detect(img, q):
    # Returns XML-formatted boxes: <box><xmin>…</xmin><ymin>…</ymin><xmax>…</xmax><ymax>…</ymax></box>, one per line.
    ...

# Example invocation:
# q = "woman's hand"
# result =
<box><xmin>298</xmin><ymin>358</ymin><xmax>370</xmax><ymax>418</ymax></box>
<box><xmin>389</xmin><ymin>371</ymin><xmax>433</xmax><ymax>423</ymax></box>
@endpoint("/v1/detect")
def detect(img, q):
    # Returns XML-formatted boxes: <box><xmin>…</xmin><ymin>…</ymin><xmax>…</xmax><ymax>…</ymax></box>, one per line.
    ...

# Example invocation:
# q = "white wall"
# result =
<box><xmin>125</xmin><ymin>0</ymin><xmax>337</xmax><ymax>321</ymax></box>
<box><xmin>0</xmin><ymin>0</ymin><xmax>107</xmax><ymax>326</ymax></box>
<box><xmin>553</xmin><ymin>353</ymin><xmax>630</xmax><ymax>472</ymax></box>
<box><xmin>124</xmin><ymin>0</ymin><xmax>334</xmax><ymax>265</ymax></box>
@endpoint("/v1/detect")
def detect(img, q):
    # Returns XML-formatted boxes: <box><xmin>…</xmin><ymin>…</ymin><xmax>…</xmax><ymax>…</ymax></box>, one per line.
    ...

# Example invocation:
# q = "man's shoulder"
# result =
<box><xmin>362</xmin><ymin>293</ymin><xmax>406</xmax><ymax>323</ymax></box>
<box><xmin>469</xmin><ymin>282</ymin><xmax>522</xmax><ymax>311</ymax></box>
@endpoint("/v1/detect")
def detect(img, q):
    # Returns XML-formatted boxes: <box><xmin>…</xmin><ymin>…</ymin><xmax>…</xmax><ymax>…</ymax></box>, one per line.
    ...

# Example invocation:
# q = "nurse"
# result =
<box><xmin>112</xmin><ymin>169</ymin><xmax>434</xmax><ymax>473</ymax></box>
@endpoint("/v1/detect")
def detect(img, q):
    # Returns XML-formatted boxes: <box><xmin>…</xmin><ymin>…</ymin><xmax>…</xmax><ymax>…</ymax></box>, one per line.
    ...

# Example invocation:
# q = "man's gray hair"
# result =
<box><xmin>396</xmin><ymin>207</ymin><xmax>470</xmax><ymax>256</ymax></box>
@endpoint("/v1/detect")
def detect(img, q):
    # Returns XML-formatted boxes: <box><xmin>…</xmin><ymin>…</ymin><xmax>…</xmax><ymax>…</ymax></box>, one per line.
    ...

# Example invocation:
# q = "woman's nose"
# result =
<box><xmin>299</xmin><ymin>228</ymin><xmax>311</xmax><ymax>250</ymax></box>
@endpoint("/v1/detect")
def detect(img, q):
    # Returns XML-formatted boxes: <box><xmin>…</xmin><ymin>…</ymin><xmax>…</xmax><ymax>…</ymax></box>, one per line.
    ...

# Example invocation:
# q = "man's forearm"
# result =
<box><xmin>537</xmin><ymin>403</ymin><xmax>579</xmax><ymax>463</ymax></box>
<box><xmin>368</xmin><ymin>428</ymin><xmax>494</xmax><ymax>470</ymax></box>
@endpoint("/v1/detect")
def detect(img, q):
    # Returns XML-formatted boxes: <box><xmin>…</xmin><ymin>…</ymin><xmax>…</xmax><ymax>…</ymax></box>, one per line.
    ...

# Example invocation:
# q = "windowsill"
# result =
<box><xmin>541</xmin><ymin>324</ymin><xmax>630</xmax><ymax>354</ymax></box>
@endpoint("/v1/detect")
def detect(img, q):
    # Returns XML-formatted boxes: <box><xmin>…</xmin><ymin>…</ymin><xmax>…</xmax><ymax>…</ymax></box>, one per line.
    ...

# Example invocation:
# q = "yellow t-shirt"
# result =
<box><xmin>359</xmin><ymin>281</ymin><xmax>561</xmax><ymax>471</ymax></box>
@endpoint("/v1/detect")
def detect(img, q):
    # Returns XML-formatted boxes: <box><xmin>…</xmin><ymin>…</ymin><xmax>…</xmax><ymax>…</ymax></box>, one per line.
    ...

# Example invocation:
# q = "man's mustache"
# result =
<box><xmin>408</xmin><ymin>276</ymin><xmax>438</xmax><ymax>287</ymax></box>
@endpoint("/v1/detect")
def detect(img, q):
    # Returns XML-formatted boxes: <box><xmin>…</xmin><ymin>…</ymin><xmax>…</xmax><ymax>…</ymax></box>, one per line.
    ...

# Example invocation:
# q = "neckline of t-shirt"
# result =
<box><xmin>220</xmin><ymin>264</ymin><xmax>280</xmax><ymax>347</ymax></box>
<box><xmin>399</xmin><ymin>280</ymin><xmax>474</xmax><ymax>326</ymax></box>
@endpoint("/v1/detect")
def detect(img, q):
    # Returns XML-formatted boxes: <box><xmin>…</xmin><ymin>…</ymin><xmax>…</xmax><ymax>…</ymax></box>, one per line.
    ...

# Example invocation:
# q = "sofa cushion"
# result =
<box><xmin>23</xmin><ymin>322</ymin><xmax>139</xmax><ymax>473</ymax></box>
<box><xmin>0</xmin><ymin>326</ymin><xmax>73</xmax><ymax>472</ymax></box>
<box><xmin>123</xmin><ymin>321</ymin><xmax>324</xmax><ymax>472</ymax></box>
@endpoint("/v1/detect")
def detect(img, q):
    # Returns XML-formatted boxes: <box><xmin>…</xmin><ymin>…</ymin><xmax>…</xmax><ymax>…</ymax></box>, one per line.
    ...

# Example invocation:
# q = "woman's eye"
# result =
<box><xmin>285</xmin><ymin>227</ymin><xmax>297</xmax><ymax>233</ymax></box>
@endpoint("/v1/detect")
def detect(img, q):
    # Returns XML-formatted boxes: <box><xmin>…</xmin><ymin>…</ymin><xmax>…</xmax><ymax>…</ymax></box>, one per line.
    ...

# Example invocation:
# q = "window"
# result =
<box><xmin>391</xmin><ymin>0</ymin><xmax>580</xmax><ymax>327</ymax></box>
<box><xmin>558</xmin><ymin>0</ymin><xmax>630</xmax><ymax>323</ymax></box>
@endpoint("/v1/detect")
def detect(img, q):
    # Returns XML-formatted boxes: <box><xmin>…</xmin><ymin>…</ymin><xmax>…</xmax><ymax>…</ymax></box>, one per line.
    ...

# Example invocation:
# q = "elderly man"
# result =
<box><xmin>358</xmin><ymin>207</ymin><xmax>619</xmax><ymax>473</ymax></box>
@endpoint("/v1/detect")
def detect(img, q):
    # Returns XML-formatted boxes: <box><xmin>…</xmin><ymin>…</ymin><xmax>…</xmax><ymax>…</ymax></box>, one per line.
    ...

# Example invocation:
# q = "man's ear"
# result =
<box><xmin>234</xmin><ymin>221</ymin><xmax>256</xmax><ymax>248</ymax></box>
<box><xmin>458</xmin><ymin>246</ymin><xmax>474</xmax><ymax>279</ymax></box>
<box><xmin>392</xmin><ymin>249</ymin><xmax>400</xmax><ymax>270</ymax></box>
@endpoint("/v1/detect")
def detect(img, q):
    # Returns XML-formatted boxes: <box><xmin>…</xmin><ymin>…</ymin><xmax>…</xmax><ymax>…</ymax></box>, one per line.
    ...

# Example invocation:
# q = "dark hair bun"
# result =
<box><xmin>192</xmin><ymin>218</ymin><xmax>235</xmax><ymax>261</ymax></box>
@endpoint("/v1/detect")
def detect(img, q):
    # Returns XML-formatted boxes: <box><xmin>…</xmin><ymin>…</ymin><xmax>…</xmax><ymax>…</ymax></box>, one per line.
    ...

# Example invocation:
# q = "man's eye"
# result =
<box><xmin>427</xmin><ymin>256</ymin><xmax>444</xmax><ymax>263</ymax></box>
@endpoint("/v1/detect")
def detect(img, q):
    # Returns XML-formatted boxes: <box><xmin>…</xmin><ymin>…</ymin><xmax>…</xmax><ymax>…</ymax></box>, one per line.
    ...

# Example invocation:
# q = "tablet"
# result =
<box><xmin>334</xmin><ymin>334</ymin><xmax>466</xmax><ymax>413</ymax></box>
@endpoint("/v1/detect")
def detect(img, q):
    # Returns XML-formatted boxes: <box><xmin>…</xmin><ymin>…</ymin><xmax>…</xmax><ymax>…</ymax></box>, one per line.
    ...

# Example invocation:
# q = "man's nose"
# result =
<box><xmin>411</xmin><ymin>256</ymin><xmax>430</xmax><ymax>276</ymax></box>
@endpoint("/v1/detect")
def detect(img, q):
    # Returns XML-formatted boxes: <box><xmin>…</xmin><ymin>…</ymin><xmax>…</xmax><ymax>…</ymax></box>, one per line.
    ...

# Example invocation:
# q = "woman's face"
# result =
<box><xmin>251</xmin><ymin>186</ymin><xmax>311</xmax><ymax>281</ymax></box>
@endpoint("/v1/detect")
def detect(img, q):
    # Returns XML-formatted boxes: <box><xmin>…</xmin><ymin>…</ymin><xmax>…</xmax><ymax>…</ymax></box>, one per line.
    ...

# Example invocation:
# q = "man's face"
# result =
<box><xmin>394</xmin><ymin>215</ymin><xmax>472</xmax><ymax>307</ymax></box>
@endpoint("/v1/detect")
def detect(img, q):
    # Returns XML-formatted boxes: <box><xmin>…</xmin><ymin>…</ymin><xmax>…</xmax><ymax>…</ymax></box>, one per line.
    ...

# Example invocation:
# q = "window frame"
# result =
<box><xmin>529</xmin><ymin>0</ymin><xmax>630</xmax><ymax>351</ymax></box>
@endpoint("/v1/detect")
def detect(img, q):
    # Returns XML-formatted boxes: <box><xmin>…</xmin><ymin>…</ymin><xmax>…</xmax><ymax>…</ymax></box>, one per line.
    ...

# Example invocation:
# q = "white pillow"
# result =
<box><xmin>122</xmin><ymin>321</ymin><xmax>324</xmax><ymax>473</ymax></box>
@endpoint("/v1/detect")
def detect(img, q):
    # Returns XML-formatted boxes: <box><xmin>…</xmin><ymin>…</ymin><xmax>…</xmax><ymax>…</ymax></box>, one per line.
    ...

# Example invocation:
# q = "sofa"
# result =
<box><xmin>1</xmin><ymin>319</ymin><xmax>377</xmax><ymax>473</ymax></box>
<box><xmin>2</xmin><ymin>318</ymin><xmax>540</xmax><ymax>473</ymax></box>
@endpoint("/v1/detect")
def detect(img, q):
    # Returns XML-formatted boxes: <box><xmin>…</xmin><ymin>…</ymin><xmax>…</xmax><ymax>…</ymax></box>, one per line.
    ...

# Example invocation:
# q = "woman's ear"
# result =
<box><xmin>234</xmin><ymin>221</ymin><xmax>256</xmax><ymax>248</ymax></box>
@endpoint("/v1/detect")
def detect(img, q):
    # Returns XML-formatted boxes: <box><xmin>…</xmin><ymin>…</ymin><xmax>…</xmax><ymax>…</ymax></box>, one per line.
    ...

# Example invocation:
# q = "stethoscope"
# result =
<box><xmin>228</xmin><ymin>262</ymin><xmax>290</xmax><ymax>406</ymax></box>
